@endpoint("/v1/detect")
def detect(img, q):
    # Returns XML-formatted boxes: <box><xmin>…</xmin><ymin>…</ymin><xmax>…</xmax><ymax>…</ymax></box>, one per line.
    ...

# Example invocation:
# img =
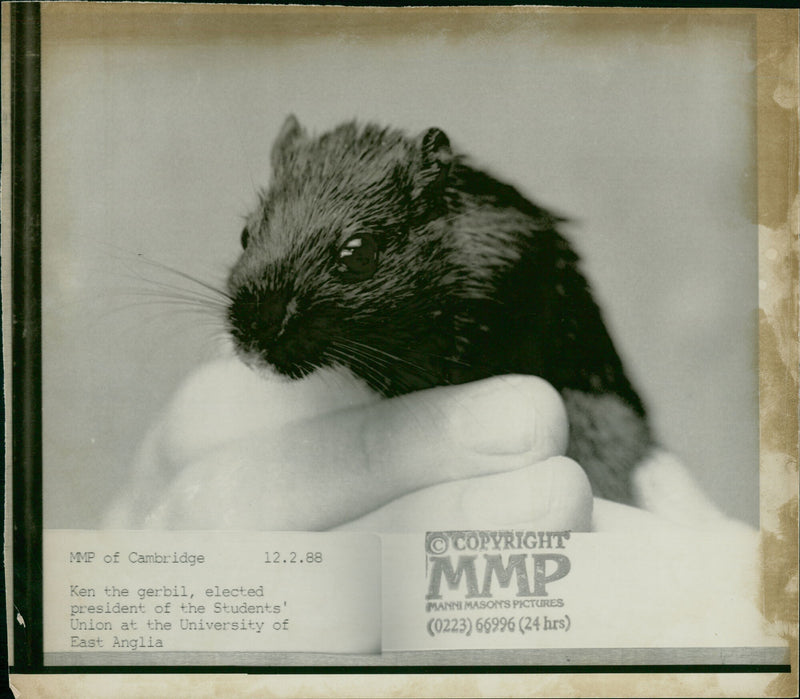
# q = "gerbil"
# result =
<box><xmin>226</xmin><ymin>116</ymin><xmax>652</xmax><ymax>503</ymax></box>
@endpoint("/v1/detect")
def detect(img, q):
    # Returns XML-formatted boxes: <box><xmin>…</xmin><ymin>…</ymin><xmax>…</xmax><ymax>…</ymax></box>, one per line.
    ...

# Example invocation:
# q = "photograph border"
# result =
<box><xmin>4</xmin><ymin>3</ymin><xmax>798</xmax><ymax>697</ymax></box>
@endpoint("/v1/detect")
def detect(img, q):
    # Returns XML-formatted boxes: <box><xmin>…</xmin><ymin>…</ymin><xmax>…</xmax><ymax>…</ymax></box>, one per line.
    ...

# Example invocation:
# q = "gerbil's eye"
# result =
<box><xmin>335</xmin><ymin>234</ymin><xmax>378</xmax><ymax>281</ymax></box>
<box><xmin>240</xmin><ymin>227</ymin><xmax>250</xmax><ymax>249</ymax></box>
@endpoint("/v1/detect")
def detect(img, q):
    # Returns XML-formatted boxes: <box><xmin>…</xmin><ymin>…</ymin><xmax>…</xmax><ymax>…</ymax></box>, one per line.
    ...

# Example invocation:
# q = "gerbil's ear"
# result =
<box><xmin>271</xmin><ymin>114</ymin><xmax>306</xmax><ymax>172</ymax></box>
<box><xmin>413</xmin><ymin>127</ymin><xmax>452</xmax><ymax>196</ymax></box>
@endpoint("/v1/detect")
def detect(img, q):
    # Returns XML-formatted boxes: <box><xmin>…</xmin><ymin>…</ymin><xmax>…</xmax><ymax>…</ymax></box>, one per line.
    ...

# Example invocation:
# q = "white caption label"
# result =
<box><xmin>44</xmin><ymin>530</ymin><xmax>380</xmax><ymax>654</ymax></box>
<box><xmin>381</xmin><ymin>529</ymin><xmax>775</xmax><ymax>651</ymax></box>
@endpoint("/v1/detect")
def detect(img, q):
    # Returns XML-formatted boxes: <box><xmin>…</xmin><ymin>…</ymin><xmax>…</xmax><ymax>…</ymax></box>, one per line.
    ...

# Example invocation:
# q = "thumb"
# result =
<box><xmin>271</xmin><ymin>374</ymin><xmax>569</xmax><ymax>529</ymax></box>
<box><xmin>144</xmin><ymin>374</ymin><xmax>569</xmax><ymax>530</ymax></box>
<box><xmin>350</xmin><ymin>374</ymin><xmax>570</xmax><ymax>495</ymax></box>
<box><xmin>337</xmin><ymin>456</ymin><xmax>593</xmax><ymax>532</ymax></box>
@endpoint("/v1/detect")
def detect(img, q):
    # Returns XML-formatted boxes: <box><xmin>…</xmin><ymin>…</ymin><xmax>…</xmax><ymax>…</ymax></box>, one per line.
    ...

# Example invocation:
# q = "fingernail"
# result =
<box><xmin>452</xmin><ymin>376</ymin><xmax>561</xmax><ymax>457</ymax></box>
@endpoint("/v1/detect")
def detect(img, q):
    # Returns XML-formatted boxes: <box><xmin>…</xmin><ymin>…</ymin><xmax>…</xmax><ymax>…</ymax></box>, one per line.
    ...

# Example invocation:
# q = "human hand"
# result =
<box><xmin>593</xmin><ymin>448</ymin><xmax>755</xmax><ymax>536</ymax></box>
<box><xmin>103</xmin><ymin>357</ymin><xmax>592</xmax><ymax>531</ymax></box>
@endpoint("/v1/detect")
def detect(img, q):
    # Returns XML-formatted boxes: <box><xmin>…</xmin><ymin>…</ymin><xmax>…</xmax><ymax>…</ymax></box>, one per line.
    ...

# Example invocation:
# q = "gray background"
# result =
<box><xmin>41</xmin><ymin>8</ymin><xmax>759</xmax><ymax>527</ymax></box>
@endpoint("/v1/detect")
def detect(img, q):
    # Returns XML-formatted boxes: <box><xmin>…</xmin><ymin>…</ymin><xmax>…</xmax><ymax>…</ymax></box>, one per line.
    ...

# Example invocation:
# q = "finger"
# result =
<box><xmin>336</xmin><ymin>456</ymin><xmax>593</xmax><ymax>532</ymax></box>
<box><xmin>273</xmin><ymin>374</ymin><xmax>569</xmax><ymax>526</ymax></box>
<box><xmin>631</xmin><ymin>449</ymin><xmax>728</xmax><ymax>525</ymax></box>
<box><xmin>103</xmin><ymin>420</ymin><xmax>170</xmax><ymax>528</ymax></box>
<box><xmin>590</xmin><ymin>497</ymin><xmax>681</xmax><ymax>534</ymax></box>
<box><xmin>159</xmin><ymin>357</ymin><xmax>378</xmax><ymax>466</ymax></box>
<box><xmin>144</xmin><ymin>374</ymin><xmax>569</xmax><ymax>530</ymax></box>
<box><xmin>629</xmin><ymin>449</ymin><xmax>755</xmax><ymax>535</ymax></box>
<box><xmin>353</xmin><ymin>373</ymin><xmax>569</xmax><ymax>490</ymax></box>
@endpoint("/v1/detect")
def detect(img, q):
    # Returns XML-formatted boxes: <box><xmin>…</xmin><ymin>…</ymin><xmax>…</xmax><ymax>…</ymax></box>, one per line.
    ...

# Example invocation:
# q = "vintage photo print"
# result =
<box><xmin>4</xmin><ymin>3</ymin><xmax>797</xmax><ymax>697</ymax></box>
<box><xmin>41</xmin><ymin>7</ymin><xmax>764</xmax><ymax>532</ymax></box>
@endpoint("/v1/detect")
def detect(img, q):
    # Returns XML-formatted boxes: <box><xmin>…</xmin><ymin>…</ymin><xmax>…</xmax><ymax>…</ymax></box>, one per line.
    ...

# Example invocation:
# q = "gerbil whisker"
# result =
<box><xmin>125</xmin><ymin>286</ymin><xmax>229</xmax><ymax>313</ymax></box>
<box><xmin>97</xmin><ymin>296</ymin><xmax>214</xmax><ymax>315</ymax></box>
<box><xmin>110</xmin><ymin>288</ymin><xmax>228</xmax><ymax>325</ymax></box>
<box><xmin>330</xmin><ymin>343</ymin><xmax>442</xmax><ymax>428</ymax></box>
<box><xmin>111</xmin><ymin>262</ymin><xmax>232</xmax><ymax>310</ymax></box>
<box><xmin>95</xmin><ymin>243</ymin><xmax>231</xmax><ymax>304</ymax></box>
<box><xmin>336</xmin><ymin>337</ymin><xmax>432</xmax><ymax>377</ymax></box>
<box><xmin>135</xmin><ymin>275</ymin><xmax>230</xmax><ymax>309</ymax></box>
<box><xmin>130</xmin><ymin>254</ymin><xmax>234</xmax><ymax>303</ymax></box>
<box><xmin>329</xmin><ymin>341</ymin><xmax>394</xmax><ymax>382</ymax></box>
<box><xmin>90</xmin><ymin>300</ymin><xmax>213</xmax><ymax>332</ymax></box>
<box><xmin>326</xmin><ymin>345</ymin><xmax>380</xmax><ymax>383</ymax></box>
<box><xmin>331</xmin><ymin>340</ymin><xmax>435</xmax><ymax>399</ymax></box>
<box><xmin>326</xmin><ymin>344</ymin><xmax>391</xmax><ymax>394</ymax></box>
<box><xmin>350</xmin><ymin>333</ymin><xmax>473</xmax><ymax>371</ymax></box>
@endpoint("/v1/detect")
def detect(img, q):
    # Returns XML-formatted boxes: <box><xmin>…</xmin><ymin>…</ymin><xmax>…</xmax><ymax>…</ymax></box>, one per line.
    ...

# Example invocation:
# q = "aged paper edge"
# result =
<box><xmin>6</xmin><ymin>4</ymin><xmax>799</xmax><ymax>698</ymax></box>
<box><xmin>2</xmin><ymin>0</ymin><xmax>17</xmax><ymax>677</ymax></box>
<box><xmin>754</xmin><ymin>9</ymin><xmax>800</xmax><ymax>699</ymax></box>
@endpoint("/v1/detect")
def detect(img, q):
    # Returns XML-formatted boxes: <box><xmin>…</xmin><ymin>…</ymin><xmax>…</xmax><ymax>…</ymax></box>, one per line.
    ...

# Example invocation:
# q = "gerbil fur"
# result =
<box><xmin>226</xmin><ymin>116</ymin><xmax>652</xmax><ymax>503</ymax></box>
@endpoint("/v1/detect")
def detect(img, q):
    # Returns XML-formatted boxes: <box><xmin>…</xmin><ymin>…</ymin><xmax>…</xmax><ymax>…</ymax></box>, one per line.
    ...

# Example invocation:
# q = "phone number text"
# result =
<box><xmin>426</xmin><ymin>614</ymin><xmax>570</xmax><ymax>637</ymax></box>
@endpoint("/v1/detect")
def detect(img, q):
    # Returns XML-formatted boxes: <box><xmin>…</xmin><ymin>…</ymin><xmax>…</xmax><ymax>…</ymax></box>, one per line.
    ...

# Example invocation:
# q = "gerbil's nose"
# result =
<box><xmin>229</xmin><ymin>286</ymin><xmax>292</xmax><ymax>343</ymax></box>
<box><xmin>254</xmin><ymin>288</ymin><xmax>291</xmax><ymax>337</ymax></box>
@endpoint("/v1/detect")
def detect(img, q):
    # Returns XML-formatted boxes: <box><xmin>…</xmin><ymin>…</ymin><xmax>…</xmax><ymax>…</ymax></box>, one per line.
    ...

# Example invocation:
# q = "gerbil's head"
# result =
<box><xmin>226</xmin><ymin>115</ymin><xmax>459</xmax><ymax>392</ymax></box>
